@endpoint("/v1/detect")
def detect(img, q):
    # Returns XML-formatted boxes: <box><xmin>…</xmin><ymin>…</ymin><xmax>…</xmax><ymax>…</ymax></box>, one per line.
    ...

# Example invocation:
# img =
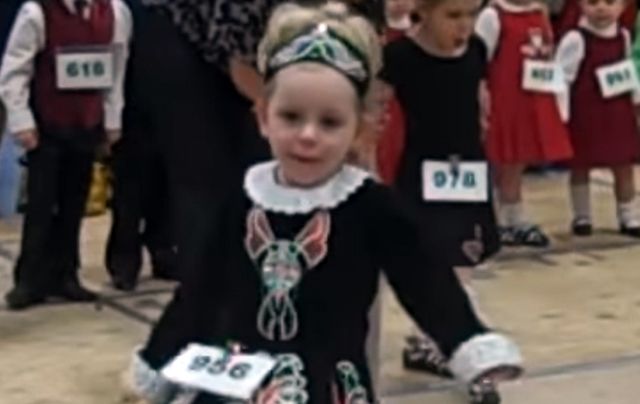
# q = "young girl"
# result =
<box><xmin>385</xmin><ymin>0</ymin><xmax>416</xmax><ymax>40</ymax></box>
<box><xmin>476</xmin><ymin>0</ymin><xmax>574</xmax><ymax>247</ymax></box>
<box><xmin>127</xmin><ymin>3</ymin><xmax>522</xmax><ymax>403</ymax></box>
<box><xmin>556</xmin><ymin>0</ymin><xmax>640</xmax><ymax>237</ymax></box>
<box><xmin>379</xmin><ymin>0</ymin><xmax>502</xmax><ymax>381</ymax></box>
<box><xmin>553</xmin><ymin>0</ymin><xmax>636</xmax><ymax>40</ymax></box>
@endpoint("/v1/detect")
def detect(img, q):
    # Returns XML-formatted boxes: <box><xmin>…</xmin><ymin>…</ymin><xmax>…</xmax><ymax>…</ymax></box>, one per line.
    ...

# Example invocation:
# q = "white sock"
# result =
<box><xmin>570</xmin><ymin>184</ymin><xmax>591</xmax><ymax>222</ymax></box>
<box><xmin>500</xmin><ymin>202</ymin><xmax>525</xmax><ymax>227</ymax></box>
<box><xmin>617</xmin><ymin>199</ymin><xmax>640</xmax><ymax>228</ymax></box>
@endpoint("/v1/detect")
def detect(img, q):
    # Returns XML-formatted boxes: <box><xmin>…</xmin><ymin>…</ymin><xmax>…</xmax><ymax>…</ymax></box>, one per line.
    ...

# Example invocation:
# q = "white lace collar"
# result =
<box><xmin>387</xmin><ymin>15</ymin><xmax>412</xmax><ymax>31</ymax></box>
<box><xmin>244</xmin><ymin>161</ymin><xmax>371</xmax><ymax>214</ymax></box>
<box><xmin>495</xmin><ymin>0</ymin><xmax>544</xmax><ymax>13</ymax></box>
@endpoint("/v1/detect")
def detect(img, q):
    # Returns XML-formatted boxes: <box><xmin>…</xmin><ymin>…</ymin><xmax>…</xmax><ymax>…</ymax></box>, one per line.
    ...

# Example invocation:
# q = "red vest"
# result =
<box><xmin>32</xmin><ymin>0</ymin><xmax>114</xmax><ymax>132</ymax></box>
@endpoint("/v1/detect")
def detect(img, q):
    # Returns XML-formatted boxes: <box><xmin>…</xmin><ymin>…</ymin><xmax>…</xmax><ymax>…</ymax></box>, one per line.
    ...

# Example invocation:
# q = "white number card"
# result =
<box><xmin>161</xmin><ymin>343</ymin><xmax>277</xmax><ymax>400</ymax></box>
<box><xmin>522</xmin><ymin>60</ymin><xmax>565</xmax><ymax>94</ymax></box>
<box><xmin>422</xmin><ymin>160</ymin><xmax>489</xmax><ymax>203</ymax></box>
<box><xmin>596</xmin><ymin>59</ymin><xmax>640</xmax><ymax>99</ymax></box>
<box><xmin>55</xmin><ymin>46</ymin><xmax>114</xmax><ymax>90</ymax></box>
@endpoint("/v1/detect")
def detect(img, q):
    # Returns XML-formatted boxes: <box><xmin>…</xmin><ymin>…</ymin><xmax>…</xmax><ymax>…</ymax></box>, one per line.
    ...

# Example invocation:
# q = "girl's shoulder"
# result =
<box><xmin>383</xmin><ymin>35</ymin><xmax>418</xmax><ymax>60</ymax></box>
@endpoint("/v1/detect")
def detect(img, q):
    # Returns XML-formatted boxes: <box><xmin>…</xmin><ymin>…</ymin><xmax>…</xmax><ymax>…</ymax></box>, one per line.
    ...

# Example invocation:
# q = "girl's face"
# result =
<box><xmin>580</xmin><ymin>0</ymin><xmax>626</xmax><ymax>29</ymax></box>
<box><xmin>258</xmin><ymin>64</ymin><xmax>361</xmax><ymax>187</ymax></box>
<box><xmin>386</xmin><ymin>0</ymin><xmax>415</xmax><ymax>19</ymax></box>
<box><xmin>417</xmin><ymin>0</ymin><xmax>481</xmax><ymax>51</ymax></box>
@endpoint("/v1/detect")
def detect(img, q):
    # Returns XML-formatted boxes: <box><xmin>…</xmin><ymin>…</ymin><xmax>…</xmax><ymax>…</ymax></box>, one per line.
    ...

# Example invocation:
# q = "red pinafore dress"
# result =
<box><xmin>486</xmin><ymin>5</ymin><xmax>573</xmax><ymax>164</ymax></box>
<box><xmin>568</xmin><ymin>28</ymin><xmax>640</xmax><ymax>168</ymax></box>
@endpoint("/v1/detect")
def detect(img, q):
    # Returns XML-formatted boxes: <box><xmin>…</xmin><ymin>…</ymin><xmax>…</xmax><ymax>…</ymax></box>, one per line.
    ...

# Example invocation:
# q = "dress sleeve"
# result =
<box><xmin>369</xmin><ymin>186</ymin><xmax>523</xmax><ymax>383</ymax></box>
<box><xmin>475</xmin><ymin>7</ymin><xmax>500</xmax><ymax>62</ymax></box>
<box><xmin>555</xmin><ymin>30</ymin><xmax>585</xmax><ymax>121</ymax></box>
<box><xmin>127</xmin><ymin>194</ymin><xmax>240</xmax><ymax>402</ymax></box>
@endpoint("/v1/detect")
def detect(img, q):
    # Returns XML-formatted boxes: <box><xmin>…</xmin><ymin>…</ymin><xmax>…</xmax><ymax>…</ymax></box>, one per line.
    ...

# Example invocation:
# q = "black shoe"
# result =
<box><xmin>502</xmin><ymin>225</ymin><xmax>550</xmax><ymax>248</ymax></box>
<box><xmin>5</xmin><ymin>287</ymin><xmax>46</xmax><ymax>310</ymax></box>
<box><xmin>402</xmin><ymin>336</ymin><xmax>453</xmax><ymax>378</ymax></box>
<box><xmin>620</xmin><ymin>224</ymin><xmax>640</xmax><ymax>238</ymax></box>
<box><xmin>572</xmin><ymin>218</ymin><xmax>593</xmax><ymax>237</ymax></box>
<box><xmin>469</xmin><ymin>379</ymin><xmax>501</xmax><ymax>404</ymax></box>
<box><xmin>52</xmin><ymin>279</ymin><xmax>98</xmax><ymax>302</ymax></box>
<box><xmin>111</xmin><ymin>276</ymin><xmax>137</xmax><ymax>292</ymax></box>
<box><xmin>151</xmin><ymin>248</ymin><xmax>178</xmax><ymax>281</ymax></box>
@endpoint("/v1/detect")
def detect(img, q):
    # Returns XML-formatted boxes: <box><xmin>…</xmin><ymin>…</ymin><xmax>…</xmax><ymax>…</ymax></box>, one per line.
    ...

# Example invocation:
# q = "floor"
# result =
<box><xmin>1</xmin><ymin>168</ymin><xmax>639</xmax><ymax>403</ymax></box>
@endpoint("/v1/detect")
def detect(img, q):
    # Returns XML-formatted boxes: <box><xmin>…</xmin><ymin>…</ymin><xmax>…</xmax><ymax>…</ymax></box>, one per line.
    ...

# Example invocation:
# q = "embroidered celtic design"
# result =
<box><xmin>245</xmin><ymin>208</ymin><xmax>331</xmax><ymax>341</ymax></box>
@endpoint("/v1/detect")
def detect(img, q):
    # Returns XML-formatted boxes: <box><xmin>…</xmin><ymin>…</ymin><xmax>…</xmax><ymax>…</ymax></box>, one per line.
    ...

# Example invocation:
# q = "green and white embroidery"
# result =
<box><xmin>335</xmin><ymin>361</ymin><xmax>369</xmax><ymax>404</ymax></box>
<box><xmin>256</xmin><ymin>354</ymin><xmax>309</xmax><ymax>404</ymax></box>
<box><xmin>245</xmin><ymin>208</ymin><xmax>331</xmax><ymax>341</ymax></box>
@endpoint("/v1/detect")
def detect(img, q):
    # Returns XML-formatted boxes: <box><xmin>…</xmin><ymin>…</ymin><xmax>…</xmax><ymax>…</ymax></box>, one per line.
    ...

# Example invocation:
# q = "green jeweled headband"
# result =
<box><xmin>266</xmin><ymin>23</ymin><xmax>370</xmax><ymax>96</ymax></box>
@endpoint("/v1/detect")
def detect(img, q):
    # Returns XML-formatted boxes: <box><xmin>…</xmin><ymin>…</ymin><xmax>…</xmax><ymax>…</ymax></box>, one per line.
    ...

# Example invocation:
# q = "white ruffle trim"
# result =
<box><xmin>244</xmin><ymin>161</ymin><xmax>371</xmax><ymax>214</ymax></box>
<box><xmin>125</xmin><ymin>349</ymin><xmax>178</xmax><ymax>404</ymax></box>
<box><xmin>448</xmin><ymin>333</ymin><xmax>524</xmax><ymax>384</ymax></box>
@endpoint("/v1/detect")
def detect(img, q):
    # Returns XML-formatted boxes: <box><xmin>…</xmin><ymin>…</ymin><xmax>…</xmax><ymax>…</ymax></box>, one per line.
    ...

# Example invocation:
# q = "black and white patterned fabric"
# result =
<box><xmin>141</xmin><ymin>0</ymin><xmax>282</xmax><ymax>67</ymax></box>
<box><xmin>140</xmin><ymin>0</ymin><xmax>384</xmax><ymax>68</ymax></box>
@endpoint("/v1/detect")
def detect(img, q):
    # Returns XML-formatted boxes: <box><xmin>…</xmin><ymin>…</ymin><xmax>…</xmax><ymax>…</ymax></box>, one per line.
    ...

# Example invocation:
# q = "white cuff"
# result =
<box><xmin>7</xmin><ymin>108</ymin><xmax>36</xmax><ymax>133</ymax></box>
<box><xmin>126</xmin><ymin>349</ymin><xmax>178</xmax><ymax>404</ymax></box>
<box><xmin>448</xmin><ymin>332</ymin><xmax>523</xmax><ymax>384</ymax></box>
<box><xmin>103</xmin><ymin>104</ymin><xmax>122</xmax><ymax>131</ymax></box>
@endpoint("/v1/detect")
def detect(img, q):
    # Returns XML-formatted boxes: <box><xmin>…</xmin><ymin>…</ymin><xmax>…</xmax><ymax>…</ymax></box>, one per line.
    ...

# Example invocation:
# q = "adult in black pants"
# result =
<box><xmin>105</xmin><ymin>102</ymin><xmax>176</xmax><ymax>291</ymax></box>
<box><xmin>105</xmin><ymin>0</ymin><xmax>176</xmax><ymax>291</ymax></box>
<box><xmin>125</xmin><ymin>1</ymin><xmax>271</xmax><ymax>290</ymax></box>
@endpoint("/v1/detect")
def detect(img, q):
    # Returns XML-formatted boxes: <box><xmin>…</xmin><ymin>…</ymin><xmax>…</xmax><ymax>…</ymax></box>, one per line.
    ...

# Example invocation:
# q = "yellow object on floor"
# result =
<box><xmin>85</xmin><ymin>162</ymin><xmax>112</xmax><ymax>217</ymax></box>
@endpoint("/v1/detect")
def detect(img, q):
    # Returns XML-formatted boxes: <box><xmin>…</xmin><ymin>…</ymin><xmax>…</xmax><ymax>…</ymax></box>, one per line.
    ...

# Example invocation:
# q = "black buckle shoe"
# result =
<box><xmin>571</xmin><ymin>218</ymin><xmax>593</xmax><ymax>237</ymax></box>
<box><xmin>151</xmin><ymin>248</ymin><xmax>178</xmax><ymax>281</ymax></box>
<box><xmin>5</xmin><ymin>287</ymin><xmax>46</xmax><ymax>311</ymax></box>
<box><xmin>402</xmin><ymin>336</ymin><xmax>453</xmax><ymax>378</ymax></box>
<box><xmin>502</xmin><ymin>225</ymin><xmax>550</xmax><ymax>247</ymax></box>
<box><xmin>620</xmin><ymin>224</ymin><xmax>640</xmax><ymax>238</ymax></box>
<box><xmin>469</xmin><ymin>378</ymin><xmax>501</xmax><ymax>404</ymax></box>
<box><xmin>111</xmin><ymin>276</ymin><xmax>137</xmax><ymax>292</ymax></box>
<box><xmin>52</xmin><ymin>279</ymin><xmax>98</xmax><ymax>302</ymax></box>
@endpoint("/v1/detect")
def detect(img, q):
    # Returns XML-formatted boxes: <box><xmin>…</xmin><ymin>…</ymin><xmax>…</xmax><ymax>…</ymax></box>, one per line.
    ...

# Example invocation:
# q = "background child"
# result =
<box><xmin>554</xmin><ymin>0</ymin><xmax>637</xmax><ymax>39</ymax></box>
<box><xmin>386</xmin><ymin>0</ymin><xmax>416</xmax><ymax>39</ymax></box>
<box><xmin>476</xmin><ymin>0</ymin><xmax>573</xmax><ymax>247</ymax></box>
<box><xmin>379</xmin><ymin>0</ymin><xmax>502</xmax><ymax>389</ymax></box>
<box><xmin>377</xmin><ymin>0</ymin><xmax>416</xmax><ymax>184</ymax></box>
<box><xmin>128</xmin><ymin>3</ymin><xmax>522</xmax><ymax>403</ymax></box>
<box><xmin>556</xmin><ymin>0</ymin><xmax>640</xmax><ymax>237</ymax></box>
<box><xmin>0</xmin><ymin>0</ymin><xmax>132</xmax><ymax>309</ymax></box>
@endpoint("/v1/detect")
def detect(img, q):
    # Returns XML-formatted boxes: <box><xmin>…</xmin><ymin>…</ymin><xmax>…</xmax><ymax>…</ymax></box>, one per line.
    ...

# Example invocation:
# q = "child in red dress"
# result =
<box><xmin>557</xmin><ymin>0</ymin><xmax>640</xmax><ymax>237</ymax></box>
<box><xmin>476</xmin><ymin>0</ymin><xmax>573</xmax><ymax>247</ymax></box>
<box><xmin>553</xmin><ymin>0</ymin><xmax>636</xmax><ymax>40</ymax></box>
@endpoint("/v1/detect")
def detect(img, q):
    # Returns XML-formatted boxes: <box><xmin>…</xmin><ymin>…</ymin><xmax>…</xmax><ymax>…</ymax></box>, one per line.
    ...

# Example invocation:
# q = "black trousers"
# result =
<box><xmin>14</xmin><ymin>133</ymin><xmax>97</xmax><ymax>294</ymax></box>
<box><xmin>126</xmin><ymin>7</ymin><xmax>269</xmax><ymax>285</ymax></box>
<box><xmin>105</xmin><ymin>121</ymin><xmax>173</xmax><ymax>282</ymax></box>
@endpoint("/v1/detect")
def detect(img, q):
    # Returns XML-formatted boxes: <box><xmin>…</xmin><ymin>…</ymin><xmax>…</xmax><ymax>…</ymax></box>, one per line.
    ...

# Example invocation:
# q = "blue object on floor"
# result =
<box><xmin>0</xmin><ymin>132</ymin><xmax>22</xmax><ymax>217</ymax></box>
